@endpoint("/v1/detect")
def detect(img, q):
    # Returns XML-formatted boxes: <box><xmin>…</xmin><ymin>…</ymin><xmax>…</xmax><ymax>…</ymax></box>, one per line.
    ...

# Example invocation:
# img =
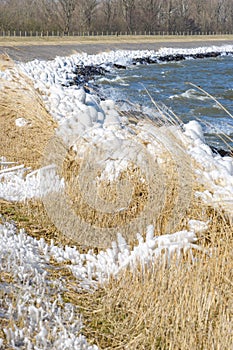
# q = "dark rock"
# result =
<box><xmin>211</xmin><ymin>146</ymin><xmax>233</xmax><ymax>157</ymax></box>
<box><xmin>72</xmin><ymin>64</ymin><xmax>106</xmax><ymax>86</ymax></box>
<box><xmin>61</xmin><ymin>64</ymin><xmax>107</xmax><ymax>99</ymax></box>
<box><xmin>132</xmin><ymin>51</ymin><xmax>226</xmax><ymax>64</ymax></box>
<box><xmin>132</xmin><ymin>57</ymin><xmax>157</xmax><ymax>65</ymax></box>
<box><xmin>192</xmin><ymin>52</ymin><xmax>221</xmax><ymax>59</ymax></box>
<box><xmin>157</xmin><ymin>54</ymin><xmax>186</xmax><ymax>62</ymax></box>
<box><xmin>63</xmin><ymin>65</ymin><xmax>106</xmax><ymax>92</ymax></box>
<box><xmin>113</xmin><ymin>63</ymin><xmax>127</xmax><ymax>69</ymax></box>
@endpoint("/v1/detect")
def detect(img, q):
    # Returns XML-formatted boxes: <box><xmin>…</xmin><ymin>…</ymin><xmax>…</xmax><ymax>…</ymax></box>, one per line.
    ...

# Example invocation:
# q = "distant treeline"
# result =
<box><xmin>0</xmin><ymin>0</ymin><xmax>233</xmax><ymax>35</ymax></box>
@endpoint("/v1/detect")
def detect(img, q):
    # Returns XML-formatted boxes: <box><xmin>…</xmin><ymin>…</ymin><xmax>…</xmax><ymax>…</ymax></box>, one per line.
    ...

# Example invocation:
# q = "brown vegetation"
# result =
<box><xmin>63</xmin><ymin>203</ymin><xmax>233</xmax><ymax>350</ymax></box>
<box><xmin>0</xmin><ymin>55</ymin><xmax>56</xmax><ymax>169</ymax></box>
<box><xmin>1</xmin><ymin>195</ymin><xmax>233</xmax><ymax>349</ymax></box>
<box><xmin>0</xmin><ymin>38</ymin><xmax>233</xmax><ymax>349</ymax></box>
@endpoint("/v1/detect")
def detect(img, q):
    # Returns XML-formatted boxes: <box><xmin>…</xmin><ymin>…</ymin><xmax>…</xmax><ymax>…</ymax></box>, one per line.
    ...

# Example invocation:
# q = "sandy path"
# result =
<box><xmin>0</xmin><ymin>36</ymin><xmax>233</xmax><ymax>62</ymax></box>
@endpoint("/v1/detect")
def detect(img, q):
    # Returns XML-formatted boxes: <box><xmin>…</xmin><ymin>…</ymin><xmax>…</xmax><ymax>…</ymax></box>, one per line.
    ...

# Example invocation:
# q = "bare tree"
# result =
<box><xmin>160</xmin><ymin>0</ymin><xmax>178</xmax><ymax>32</ymax></box>
<box><xmin>101</xmin><ymin>0</ymin><xmax>115</xmax><ymax>30</ymax></box>
<box><xmin>0</xmin><ymin>0</ymin><xmax>233</xmax><ymax>34</ymax></box>
<box><xmin>139</xmin><ymin>0</ymin><xmax>163</xmax><ymax>32</ymax></box>
<box><xmin>213</xmin><ymin>0</ymin><xmax>230</xmax><ymax>32</ymax></box>
<box><xmin>121</xmin><ymin>0</ymin><xmax>136</xmax><ymax>32</ymax></box>
<box><xmin>80</xmin><ymin>0</ymin><xmax>98</xmax><ymax>31</ymax></box>
<box><xmin>0</xmin><ymin>0</ymin><xmax>43</xmax><ymax>31</ymax></box>
<box><xmin>173</xmin><ymin>0</ymin><xmax>192</xmax><ymax>31</ymax></box>
<box><xmin>40</xmin><ymin>0</ymin><xmax>61</xmax><ymax>31</ymax></box>
<box><xmin>55</xmin><ymin>0</ymin><xmax>78</xmax><ymax>33</ymax></box>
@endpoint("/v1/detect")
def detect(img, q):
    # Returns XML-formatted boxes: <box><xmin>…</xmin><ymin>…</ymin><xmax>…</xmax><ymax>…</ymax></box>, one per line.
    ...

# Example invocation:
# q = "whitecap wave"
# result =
<box><xmin>169</xmin><ymin>88</ymin><xmax>211</xmax><ymax>101</ymax></box>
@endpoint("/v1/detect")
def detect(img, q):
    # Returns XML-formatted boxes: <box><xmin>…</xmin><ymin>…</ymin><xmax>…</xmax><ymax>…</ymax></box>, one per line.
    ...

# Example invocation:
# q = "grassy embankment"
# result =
<box><xmin>0</xmin><ymin>34</ymin><xmax>233</xmax><ymax>46</ymax></box>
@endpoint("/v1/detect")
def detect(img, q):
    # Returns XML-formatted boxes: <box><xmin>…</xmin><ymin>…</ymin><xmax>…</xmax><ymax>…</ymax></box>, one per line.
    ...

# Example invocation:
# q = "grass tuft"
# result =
<box><xmin>74</xmin><ymin>205</ymin><xmax>233</xmax><ymax>349</ymax></box>
<box><xmin>0</xmin><ymin>56</ymin><xmax>56</xmax><ymax>169</ymax></box>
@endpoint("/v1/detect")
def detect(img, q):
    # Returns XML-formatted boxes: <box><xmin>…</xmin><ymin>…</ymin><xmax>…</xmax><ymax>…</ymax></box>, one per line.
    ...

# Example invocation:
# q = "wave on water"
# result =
<box><xmin>223</xmin><ymin>89</ymin><xmax>233</xmax><ymax>100</ymax></box>
<box><xmin>202</xmin><ymin>119</ymin><xmax>233</xmax><ymax>137</ymax></box>
<box><xmin>97</xmin><ymin>75</ymin><xmax>127</xmax><ymax>84</ymax></box>
<box><xmin>169</xmin><ymin>88</ymin><xmax>211</xmax><ymax>101</ymax></box>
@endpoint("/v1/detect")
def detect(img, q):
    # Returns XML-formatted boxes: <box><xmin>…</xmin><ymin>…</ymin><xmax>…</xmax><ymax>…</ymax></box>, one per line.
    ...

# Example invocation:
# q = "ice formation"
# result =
<box><xmin>0</xmin><ymin>221</ymin><xmax>98</xmax><ymax>350</ymax></box>
<box><xmin>0</xmin><ymin>45</ymin><xmax>232</xmax><ymax>348</ymax></box>
<box><xmin>1</xmin><ymin>46</ymin><xmax>232</xmax><ymax>233</ymax></box>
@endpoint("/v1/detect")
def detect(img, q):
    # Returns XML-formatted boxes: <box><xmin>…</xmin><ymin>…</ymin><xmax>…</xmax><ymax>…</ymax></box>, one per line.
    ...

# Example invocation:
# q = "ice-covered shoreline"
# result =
<box><xmin>0</xmin><ymin>44</ymin><xmax>233</xmax><ymax>349</ymax></box>
<box><xmin>0</xmin><ymin>217</ymin><xmax>206</xmax><ymax>349</ymax></box>
<box><xmin>1</xmin><ymin>44</ymin><xmax>233</xmax><ymax>216</ymax></box>
<box><xmin>15</xmin><ymin>44</ymin><xmax>233</xmax><ymax>123</ymax></box>
<box><xmin>1</xmin><ymin>45</ymin><xmax>233</xmax><ymax>215</ymax></box>
<box><xmin>8</xmin><ymin>45</ymin><xmax>233</xmax><ymax>209</ymax></box>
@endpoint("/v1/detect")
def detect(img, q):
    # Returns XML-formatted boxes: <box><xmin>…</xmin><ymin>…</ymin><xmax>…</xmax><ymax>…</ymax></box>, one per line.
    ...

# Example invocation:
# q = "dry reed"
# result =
<box><xmin>41</xmin><ymin>110</ymin><xmax>194</xmax><ymax>248</ymax></box>
<box><xmin>1</xmin><ymin>56</ymin><xmax>233</xmax><ymax>349</ymax></box>
<box><xmin>66</xmin><ymin>202</ymin><xmax>233</xmax><ymax>350</ymax></box>
<box><xmin>0</xmin><ymin>55</ymin><xmax>56</xmax><ymax>169</ymax></box>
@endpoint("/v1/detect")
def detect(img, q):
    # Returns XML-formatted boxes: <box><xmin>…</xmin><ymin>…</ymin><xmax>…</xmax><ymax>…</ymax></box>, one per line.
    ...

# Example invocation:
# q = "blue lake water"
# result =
<box><xmin>97</xmin><ymin>55</ymin><xmax>233</xmax><ymax>149</ymax></box>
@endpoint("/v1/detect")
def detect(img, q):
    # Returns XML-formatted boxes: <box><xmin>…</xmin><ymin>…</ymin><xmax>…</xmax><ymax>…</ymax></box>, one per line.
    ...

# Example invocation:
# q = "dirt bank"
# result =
<box><xmin>0</xmin><ymin>35</ymin><xmax>233</xmax><ymax>62</ymax></box>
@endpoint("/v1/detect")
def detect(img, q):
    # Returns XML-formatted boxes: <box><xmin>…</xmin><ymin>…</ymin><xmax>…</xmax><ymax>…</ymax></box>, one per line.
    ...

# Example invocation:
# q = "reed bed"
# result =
<box><xmin>0</xmin><ymin>55</ymin><xmax>233</xmax><ymax>349</ymax></box>
<box><xmin>62</xmin><ymin>201</ymin><xmax>233</xmax><ymax>350</ymax></box>
<box><xmin>0</xmin><ymin>55</ymin><xmax>56</xmax><ymax>169</ymax></box>
<box><xmin>41</xmin><ymin>107</ymin><xmax>194</xmax><ymax>248</ymax></box>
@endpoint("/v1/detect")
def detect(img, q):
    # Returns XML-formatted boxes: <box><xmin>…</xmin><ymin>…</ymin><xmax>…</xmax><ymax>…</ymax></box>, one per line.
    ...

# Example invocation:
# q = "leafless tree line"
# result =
<box><xmin>0</xmin><ymin>0</ymin><xmax>233</xmax><ymax>34</ymax></box>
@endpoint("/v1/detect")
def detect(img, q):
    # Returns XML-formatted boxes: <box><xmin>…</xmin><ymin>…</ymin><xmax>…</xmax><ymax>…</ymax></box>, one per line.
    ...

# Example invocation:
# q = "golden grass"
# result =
<box><xmin>63</xmin><ymin>157</ymin><xmax>150</xmax><ymax>228</ymax></box>
<box><xmin>0</xmin><ymin>199</ymin><xmax>91</xmax><ymax>252</ymax></box>
<box><xmin>2</xmin><ymin>179</ymin><xmax>232</xmax><ymax>348</ymax></box>
<box><xmin>0</xmin><ymin>34</ymin><xmax>233</xmax><ymax>47</ymax></box>
<box><xmin>63</xmin><ymin>202</ymin><xmax>233</xmax><ymax>350</ymax></box>
<box><xmin>1</xmin><ymin>164</ymin><xmax>233</xmax><ymax>350</ymax></box>
<box><xmin>0</xmin><ymin>53</ymin><xmax>14</xmax><ymax>70</ymax></box>
<box><xmin>40</xmin><ymin>112</ymin><xmax>194</xmax><ymax>248</ymax></box>
<box><xmin>0</xmin><ymin>57</ymin><xmax>193</xmax><ymax>249</ymax></box>
<box><xmin>1</xmin><ymin>48</ymin><xmax>233</xmax><ymax>349</ymax></box>
<box><xmin>0</xmin><ymin>56</ymin><xmax>56</xmax><ymax>169</ymax></box>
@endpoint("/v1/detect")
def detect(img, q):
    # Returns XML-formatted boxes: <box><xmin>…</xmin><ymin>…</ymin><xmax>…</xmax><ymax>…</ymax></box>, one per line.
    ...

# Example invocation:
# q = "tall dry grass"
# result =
<box><xmin>1</xmin><ymin>55</ymin><xmax>233</xmax><ymax>349</ymax></box>
<box><xmin>65</xmin><ymin>203</ymin><xmax>233</xmax><ymax>350</ymax></box>
<box><xmin>41</xmin><ymin>112</ymin><xmax>194</xmax><ymax>248</ymax></box>
<box><xmin>1</xmin><ymin>198</ymin><xmax>232</xmax><ymax>349</ymax></box>
<box><xmin>0</xmin><ymin>54</ymin><xmax>56</xmax><ymax>169</ymax></box>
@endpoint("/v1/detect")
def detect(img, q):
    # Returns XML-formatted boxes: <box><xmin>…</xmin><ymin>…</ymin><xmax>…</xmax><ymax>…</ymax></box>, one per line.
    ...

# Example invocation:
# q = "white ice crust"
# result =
<box><xmin>1</xmin><ymin>45</ymin><xmax>233</xmax><ymax>349</ymax></box>
<box><xmin>1</xmin><ymin>46</ymin><xmax>232</xmax><ymax>217</ymax></box>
